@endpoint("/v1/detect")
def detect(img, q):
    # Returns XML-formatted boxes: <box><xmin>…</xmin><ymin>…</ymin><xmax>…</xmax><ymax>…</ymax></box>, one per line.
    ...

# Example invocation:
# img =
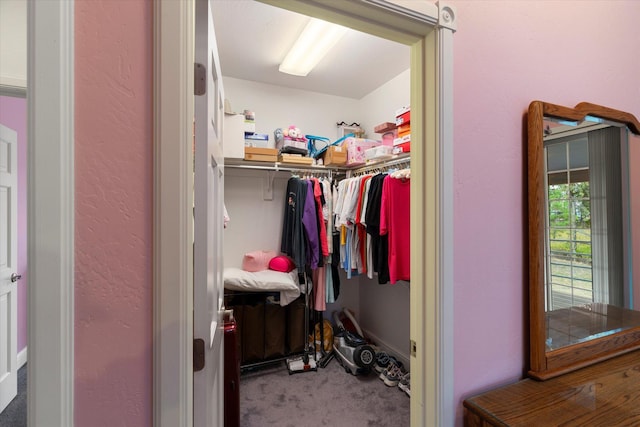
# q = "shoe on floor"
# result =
<box><xmin>374</xmin><ymin>352</ymin><xmax>391</xmax><ymax>373</ymax></box>
<box><xmin>380</xmin><ymin>360</ymin><xmax>405</xmax><ymax>386</ymax></box>
<box><xmin>378</xmin><ymin>358</ymin><xmax>403</xmax><ymax>380</ymax></box>
<box><xmin>398</xmin><ymin>372</ymin><xmax>411</xmax><ymax>397</ymax></box>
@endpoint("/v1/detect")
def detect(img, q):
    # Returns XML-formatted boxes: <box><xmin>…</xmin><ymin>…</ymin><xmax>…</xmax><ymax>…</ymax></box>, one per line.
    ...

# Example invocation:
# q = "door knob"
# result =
<box><xmin>11</xmin><ymin>273</ymin><xmax>22</xmax><ymax>283</ymax></box>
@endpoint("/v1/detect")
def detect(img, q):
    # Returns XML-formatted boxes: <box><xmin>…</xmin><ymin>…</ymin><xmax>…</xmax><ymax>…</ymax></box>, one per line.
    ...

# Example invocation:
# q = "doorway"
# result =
<box><xmin>155</xmin><ymin>1</ymin><xmax>455</xmax><ymax>426</ymax></box>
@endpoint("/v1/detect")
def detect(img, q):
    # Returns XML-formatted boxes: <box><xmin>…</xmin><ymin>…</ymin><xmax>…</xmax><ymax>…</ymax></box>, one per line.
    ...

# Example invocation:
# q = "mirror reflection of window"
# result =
<box><xmin>544</xmin><ymin>122</ymin><xmax>630</xmax><ymax>314</ymax></box>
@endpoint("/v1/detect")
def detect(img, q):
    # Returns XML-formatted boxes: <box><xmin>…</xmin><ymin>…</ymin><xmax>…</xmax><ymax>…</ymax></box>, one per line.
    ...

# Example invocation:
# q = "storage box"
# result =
<box><xmin>364</xmin><ymin>145</ymin><xmax>393</xmax><ymax>162</ymax></box>
<box><xmin>276</xmin><ymin>136</ymin><xmax>308</xmax><ymax>155</ymax></box>
<box><xmin>393</xmin><ymin>134</ymin><xmax>411</xmax><ymax>146</ymax></box>
<box><xmin>278</xmin><ymin>154</ymin><xmax>313</xmax><ymax>165</ymax></box>
<box><xmin>345</xmin><ymin>137</ymin><xmax>382</xmax><ymax>166</ymax></box>
<box><xmin>223</xmin><ymin>114</ymin><xmax>246</xmax><ymax>158</ymax></box>
<box><xmin>322</xmin><ymin>145</ymin><xmax>347</xmax><ymax>166</ymax></box>
<box><xmin>381</xmin><ymin>130</ymin><xmax>397</xmax><ymax>146</ymax></box>
<box><xmin>395</xmin><ymin>106</ymin><xmax>411</xmax><ymax>126</ymax></box>
<box><xmin>374</xmin><ymin>122</ymin><xmax>397</xmax><ymax>133</ymax></box>
<box><xmin>392</xmin><ymin>141</ymin><xmax>411</xmax><ymax>154</ymax></box>
<box><xmin>244</xmin><ymin>132</ymin><xmax>270</xmax><ymax>148</ymax></box>
<box><xmin>244</xmin><ymin>147</ymin><xmax>278</xmax><ymax>162</ymax></box>
<box><xmin>397</xmin><ymin>123</ymin><xmax>411</xmax><ymax>137</ymax></box>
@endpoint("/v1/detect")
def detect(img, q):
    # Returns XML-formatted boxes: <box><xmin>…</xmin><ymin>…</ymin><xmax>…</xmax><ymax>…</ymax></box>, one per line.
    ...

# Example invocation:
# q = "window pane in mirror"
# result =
<box><xmin>548</xmin><ymin>172</ymin><xmax>568</xmax><ymax>186</ymax></box>
<box><xmin>569</xmin><ymin>138</ymin><xmax>589</xmax><ymax>168</ymax></box>
<box><xmin>547</xmin><ymin>143</ymin><xmax>567</xmax><ymax>171</ymax></box>
<box><xmin>549</xmin><ymin>200</ymin><xmax>569</xmax><ymax>228</ymax></box>
<box><xmin>548</xmin><ymin>182</ymin><xmax>568</xmax><ymax>198</ymax></box>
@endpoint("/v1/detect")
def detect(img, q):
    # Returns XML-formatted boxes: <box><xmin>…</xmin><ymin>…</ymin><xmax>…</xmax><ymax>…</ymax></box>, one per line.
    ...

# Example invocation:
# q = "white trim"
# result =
<box><xmin>27</xmin><ymin>0</ymin><xmax>74</xmax><ymax>425</ymax></box>
<box><xmin>436</xmin><ymin>5</ymin><xmax>456</xmax><ymax>425</ymax></box>
<box><xmin>17</xmin><ymin>347</ymin><xmax>27</xmax><ymax>369</ymax></box>
<box><xmin>153</xmin><ymin>1</ymin><xmax>195</xmax><ymax>426</ymax></box>
<box><xmin>0</xmin><ymin>84</ymin><xmax>26</xmax><ymax>98</ymax></box>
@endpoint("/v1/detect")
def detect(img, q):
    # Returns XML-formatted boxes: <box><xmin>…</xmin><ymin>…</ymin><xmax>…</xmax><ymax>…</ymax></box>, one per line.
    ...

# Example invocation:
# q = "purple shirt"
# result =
<box><xmin>302</xmin><ymin>180</ymin><xmax>319</xmax><ymax>269</ymax></box>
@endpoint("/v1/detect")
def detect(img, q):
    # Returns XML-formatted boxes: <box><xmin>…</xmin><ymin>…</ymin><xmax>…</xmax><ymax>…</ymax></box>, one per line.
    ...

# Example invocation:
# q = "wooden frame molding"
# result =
<box><xmin>27</xmin><ymin>0</ymin><xmax>75</xmax><ymax>424</ymax></box>
<box><xmin>528</xmin><ymin>100</ymin><xmax>640</xmax><ymax>380</ymax></box>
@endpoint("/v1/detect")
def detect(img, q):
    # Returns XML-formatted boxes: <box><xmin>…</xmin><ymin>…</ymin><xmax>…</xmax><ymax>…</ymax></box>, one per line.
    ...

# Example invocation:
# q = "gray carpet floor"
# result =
<box><xmin>0</xmin><ymin>360</ymin><xmax>409</xmax><ymax>427</ymax></box>
<box><xmin>240</xmin><ymin>357</ymin><xmax>410</xmax><ymax>427</ymax></box>
<box><xmin>0</xmin><ymin>364</ymin><xmax>26</xmax><ymax>427</ymax></box>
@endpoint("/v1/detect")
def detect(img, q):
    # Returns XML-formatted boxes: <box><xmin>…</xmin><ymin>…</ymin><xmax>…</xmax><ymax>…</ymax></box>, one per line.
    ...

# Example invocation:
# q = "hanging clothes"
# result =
<box><xmin>364</xmin><ymin>173</ymin><xmax>390</xmax><ymax>284</ymax></box>
<box><xmin>380</xmin><ymin>172</ymin><xmax>411</xmax><ymax>284</ymax></box>
<box><xmin>281</xmin><ymin>177</ymin><xmax>308</xmax><ymax>271</ymax></box>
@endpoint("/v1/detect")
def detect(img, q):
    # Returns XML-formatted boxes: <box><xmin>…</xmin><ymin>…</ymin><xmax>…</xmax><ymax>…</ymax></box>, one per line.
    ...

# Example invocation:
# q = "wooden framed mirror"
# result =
<box><xmin>528</xmin><ymin>101</ymin><xmax>640</xmax><ymax>380</ymax></box>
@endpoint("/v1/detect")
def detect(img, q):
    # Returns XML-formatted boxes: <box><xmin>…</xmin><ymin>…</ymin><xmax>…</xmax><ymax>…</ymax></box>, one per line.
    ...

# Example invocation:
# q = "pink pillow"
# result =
<box><xmin>269</xmin><ymin>255</ymin><xmax>296</xmax><ymax>273</ymax></box>
<box><xmin>242</xmin><ymin>250</ymin><xmax>277</xmax><ymax>272</ymax></box>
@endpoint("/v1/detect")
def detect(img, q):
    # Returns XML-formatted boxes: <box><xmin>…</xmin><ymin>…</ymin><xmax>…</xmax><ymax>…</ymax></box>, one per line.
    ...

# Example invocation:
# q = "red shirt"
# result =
<box><xmin>380</xmin><ymin>175</ymin><xmax>410</xmax><ymax>284</ymax></box>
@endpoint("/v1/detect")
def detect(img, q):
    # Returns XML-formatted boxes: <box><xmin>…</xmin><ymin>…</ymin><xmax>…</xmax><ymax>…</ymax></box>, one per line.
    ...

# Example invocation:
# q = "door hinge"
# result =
<box><xmin>410</xmin><ymin>339</ymin><xmax>417</xmax><ymax>357</ymax></box>
<box><xmin>194</xmin><ymin>338</ymin><xmax>205</xmax><ymax>371</ymax></box>
<box><xmin>194</xmin><ymin>63</ymin><xmax>206</xmax><ymax>96</ymax></box>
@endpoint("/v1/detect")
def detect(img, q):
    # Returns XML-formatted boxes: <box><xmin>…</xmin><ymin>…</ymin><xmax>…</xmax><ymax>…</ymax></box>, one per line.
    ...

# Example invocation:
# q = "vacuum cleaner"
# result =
<box><xmin>332</xmin><ymin>309</ymin><xmax>376</xmax><ymax>375</ymax></box>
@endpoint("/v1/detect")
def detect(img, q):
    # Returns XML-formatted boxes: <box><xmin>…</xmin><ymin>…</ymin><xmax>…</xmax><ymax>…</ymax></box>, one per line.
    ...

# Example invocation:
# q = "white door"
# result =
<box><xmin>0</xmin><ymin>124</ymin><xmax>18</xmax><ymax>413</ymax></box>
<box><xmin>194</xmin><ymin>0</ymin><xmax>226</xmax><ymax>425</ymax></box>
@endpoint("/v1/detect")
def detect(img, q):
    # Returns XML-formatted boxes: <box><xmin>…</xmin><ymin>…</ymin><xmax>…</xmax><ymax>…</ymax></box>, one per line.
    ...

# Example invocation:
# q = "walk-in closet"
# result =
<box><xmin>213</xmin><ymin>1</ymin><xmax>413</xmax><ymax>425</ymax></box>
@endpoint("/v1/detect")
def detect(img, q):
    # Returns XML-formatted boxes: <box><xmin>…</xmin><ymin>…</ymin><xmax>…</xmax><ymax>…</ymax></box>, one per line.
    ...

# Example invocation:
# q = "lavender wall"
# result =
<box><xmin>70</xmin><ymin>0</ymin><xmax>640</xmax><ymax>425</ymax></box>
<box><xmin>74</xmin><ymin>0</ymin><xmax>152</xmax><ymax>425</ymax></box>
<box><xmin>451</xmin><ymin>0</ymin><xmax>640</xmax><ymax>424</ymax></box>
<box><xmin>0</xmin><ymin>95</ymin><xmax>27</xmax><ymax>354</ymax></box>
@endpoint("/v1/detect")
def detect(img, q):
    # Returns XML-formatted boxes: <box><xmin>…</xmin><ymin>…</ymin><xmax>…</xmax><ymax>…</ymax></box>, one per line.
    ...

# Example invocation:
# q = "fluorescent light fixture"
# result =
<box><xmin>279</xmin><ymin>18</ymin><xmax>348</xmax><ymax>77</ymax></box>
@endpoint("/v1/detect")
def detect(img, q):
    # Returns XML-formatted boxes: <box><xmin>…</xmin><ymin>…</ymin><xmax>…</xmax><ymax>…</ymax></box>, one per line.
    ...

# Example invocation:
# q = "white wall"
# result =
<box><xmin>358</xmin><ymin>69</ymin><xmax>410</xmax><ymax>138</ymax></box>
<box><xmin>0</xmin><ymin>0</ymin><xmax>27</xmax><ymax>88</ymax></box>
<box><xmin>223</xmin><ymin>76</ymin><xmax>361</xmax><ymax>144</ymax></box>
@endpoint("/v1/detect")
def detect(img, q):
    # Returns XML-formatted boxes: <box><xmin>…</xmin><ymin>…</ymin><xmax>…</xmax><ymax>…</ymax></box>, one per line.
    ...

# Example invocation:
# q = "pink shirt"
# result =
<box><xmin>380</xmin><ymin>175</ymin><xmax>410</xmax><ymax>284</ymax></box>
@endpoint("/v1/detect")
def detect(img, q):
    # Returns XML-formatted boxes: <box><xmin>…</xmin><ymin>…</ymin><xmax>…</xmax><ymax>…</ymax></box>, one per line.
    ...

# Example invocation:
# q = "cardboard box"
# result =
<box><xmin>322</xmin><ymin>145</ymin><xmax>347</xmax><ymax>166</ymax></box>
<box><xmin>244</xmin><ymin>147</ymin><xmax>278</xmax><ymax>162</ymax></box>
<box><xmin>278</xmin><ymin>154</ymin><xmax>313</xmax><ymax>165</ymax></box>
<box><xmin>374</xmin><ymin>122</ymin><xmax>397</xmax><ymax>133</ymax></box>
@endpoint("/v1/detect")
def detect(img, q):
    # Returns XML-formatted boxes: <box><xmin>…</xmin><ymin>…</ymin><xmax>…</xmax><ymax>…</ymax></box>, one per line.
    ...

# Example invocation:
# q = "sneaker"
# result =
<box><xmin>382</xmin><ymin>363</ymin><xmax>405</xmax><ymax>387</ymax></box>
<box><xmin>398</xmin><ymin>372</ymin><xmax>411</xmax><ymax>397</ymax></box>
<box><xmin>378</xmin><ymin>358</ymin><xmax>403</xmax><ymax>379</ymax></box>
<box><xmin>374</xmin><ymin>352</ymin><xmax>391</xmax><ymax>373</ymax></box>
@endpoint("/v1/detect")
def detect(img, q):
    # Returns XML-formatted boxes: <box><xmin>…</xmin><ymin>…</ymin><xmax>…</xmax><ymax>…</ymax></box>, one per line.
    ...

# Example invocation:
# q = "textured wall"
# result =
<box><xmin>0</xmin><ymin>95</ymin><xmax>27</xmax><ymax>354</ymax></box>
<box><xmin>70</xmin><ymin>1</ymin><xmax>640</xmax><ymax>425</ymax></box>
<box><xmin>450</xmin><ymin>1</ymin><xmax>640</xmax><ymax>425</ymax></box>
<box><xmin>74</xmin><ymin>0</ymin><xmax>153</xmax><ymax>425</ymax></box>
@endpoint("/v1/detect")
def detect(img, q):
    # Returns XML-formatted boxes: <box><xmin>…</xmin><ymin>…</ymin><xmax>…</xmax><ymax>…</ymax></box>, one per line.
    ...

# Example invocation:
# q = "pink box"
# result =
<box><xmin>381</xmin><ymin>129</ymin><xmax>397</xmax><ymax>146</ymax></box>
<box><xmin>345</xmin><ymin>137</ymin><xmax>381</xmax><ymax>165</ymax></box>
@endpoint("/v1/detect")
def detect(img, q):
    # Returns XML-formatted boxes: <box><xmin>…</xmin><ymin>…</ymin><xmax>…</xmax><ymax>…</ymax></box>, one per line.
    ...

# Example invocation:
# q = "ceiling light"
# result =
<box><xmin>279</xmin><ymin>18</ymin><xmax>348</xmax><ymax>77</ymax></box>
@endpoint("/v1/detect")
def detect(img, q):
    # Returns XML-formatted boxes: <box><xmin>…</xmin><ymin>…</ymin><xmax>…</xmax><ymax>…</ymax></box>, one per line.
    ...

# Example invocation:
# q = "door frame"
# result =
<box><xmin>153</xmin><ymin>1</ymin><xmax>456</xmax><ymax>426</ymax></box>
<box><xmin>26</xmin><ymin>0</ymin><xmax>75</xmax><ymax>425</ymax></box>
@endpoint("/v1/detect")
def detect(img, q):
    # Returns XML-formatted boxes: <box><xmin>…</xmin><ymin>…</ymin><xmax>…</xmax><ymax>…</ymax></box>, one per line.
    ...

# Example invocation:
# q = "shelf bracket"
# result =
<box><xmin>263</xmin><ymin>170</ymin><xmax>275</xmax><ymax>200</ymax></box>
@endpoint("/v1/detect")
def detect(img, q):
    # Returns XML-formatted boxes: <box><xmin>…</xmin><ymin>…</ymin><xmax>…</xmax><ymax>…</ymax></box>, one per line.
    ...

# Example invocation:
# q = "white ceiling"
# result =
<box><xmin>211</xmin><ymin>0</ymin><xmax>410</xmax><ymax>100</ymax></box>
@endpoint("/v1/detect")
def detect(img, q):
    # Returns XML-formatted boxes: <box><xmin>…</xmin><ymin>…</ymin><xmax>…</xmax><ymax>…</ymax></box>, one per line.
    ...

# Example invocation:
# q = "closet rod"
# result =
<box><xmin>348</xmin><ymin>153</ymin><xmax>411</xmax><ymax>176</ymax></box>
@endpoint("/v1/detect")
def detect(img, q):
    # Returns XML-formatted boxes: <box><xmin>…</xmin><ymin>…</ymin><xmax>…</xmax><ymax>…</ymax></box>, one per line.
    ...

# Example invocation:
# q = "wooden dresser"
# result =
<box><xmin>463</xmin><ymin>350</ymin><xmax>640</xmax><ymax>426</ymax></box>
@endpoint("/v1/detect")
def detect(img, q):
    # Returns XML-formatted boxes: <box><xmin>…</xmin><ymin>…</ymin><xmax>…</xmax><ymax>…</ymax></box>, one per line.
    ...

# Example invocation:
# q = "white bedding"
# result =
<box><xmin>223</xmin><ymin>267</ymin><xmax>300</xmax><ymax>306</ymax></box>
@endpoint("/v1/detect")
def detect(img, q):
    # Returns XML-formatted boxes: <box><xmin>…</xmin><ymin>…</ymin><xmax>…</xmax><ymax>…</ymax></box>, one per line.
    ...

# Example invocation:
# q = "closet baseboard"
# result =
<box><xmin>362</xmin><ymin>329</ymin><xmax>410</xmax><ymax>369</ymax></box>
<box><xmin>18</xmin><ymin>346</ymin><xmax>28</xmax><ymax>368</ymax></box>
